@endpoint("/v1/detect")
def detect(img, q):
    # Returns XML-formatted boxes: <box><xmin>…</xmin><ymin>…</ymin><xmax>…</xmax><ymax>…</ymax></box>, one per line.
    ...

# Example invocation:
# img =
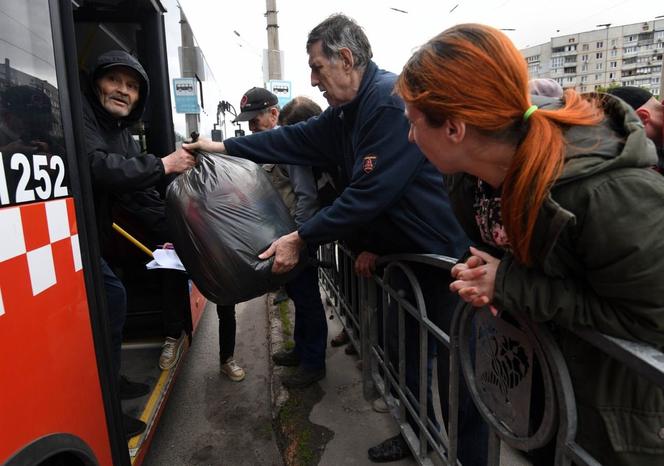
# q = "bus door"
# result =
<box><xmin>72</xmin><ymin>1</ymin><xmax>206</xmax><ymax>463</ymax></box>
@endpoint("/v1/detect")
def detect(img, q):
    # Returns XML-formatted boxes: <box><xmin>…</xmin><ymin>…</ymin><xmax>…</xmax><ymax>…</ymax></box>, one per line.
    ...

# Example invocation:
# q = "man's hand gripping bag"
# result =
<box><xmin>166</xmin><ymin>151</ymin><xmax>302</xmax><ymax>304</ymax></box>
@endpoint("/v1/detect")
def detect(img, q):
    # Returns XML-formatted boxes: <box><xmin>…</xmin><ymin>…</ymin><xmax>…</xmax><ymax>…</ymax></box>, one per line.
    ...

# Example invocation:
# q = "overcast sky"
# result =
<box><xmin>168</xmin><ymin>0</ymin><xmax>662</xmax><ymax>137</ymax></box>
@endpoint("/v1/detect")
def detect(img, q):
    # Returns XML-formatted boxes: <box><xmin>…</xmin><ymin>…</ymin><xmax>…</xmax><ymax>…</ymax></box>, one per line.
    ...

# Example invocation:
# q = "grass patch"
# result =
<box><xmin>278</xmin><ymin>301</ymin><xmax>293</xmax><ymax>338</ymax></box>
<box><xmin>276</xmin><ymin>390</ymin><xmax>329</xmax><ymax>465</ymax></box>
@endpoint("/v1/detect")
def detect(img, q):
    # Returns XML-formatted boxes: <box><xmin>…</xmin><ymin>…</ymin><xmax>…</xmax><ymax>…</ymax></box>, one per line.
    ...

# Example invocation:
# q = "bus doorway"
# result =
<box><xmin>0</xmin><ymin>1</ymin><xmax>206</xmax><ymax>465</ymax></box>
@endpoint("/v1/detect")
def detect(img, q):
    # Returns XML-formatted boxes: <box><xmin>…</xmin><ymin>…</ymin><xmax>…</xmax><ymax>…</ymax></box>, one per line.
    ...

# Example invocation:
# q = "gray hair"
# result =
<box><xmin>306</xmin><ymin>14</ymin><xmax>373</xmax><ymax>70</ymax></box>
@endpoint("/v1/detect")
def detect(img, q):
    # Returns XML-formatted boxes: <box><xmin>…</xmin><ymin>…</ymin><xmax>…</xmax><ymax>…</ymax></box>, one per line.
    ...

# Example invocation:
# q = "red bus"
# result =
<box><xmin>0</xmin><ymin>1</ymin><xmax>205</xmax><ymax>465</ymax></box>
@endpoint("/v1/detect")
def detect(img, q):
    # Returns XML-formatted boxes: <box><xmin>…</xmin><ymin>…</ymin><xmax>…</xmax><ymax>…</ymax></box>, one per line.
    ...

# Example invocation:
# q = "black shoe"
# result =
<box><xmin>282</xmin><ymin>366</ymin><xmax>325</xmax><ymax>389</ymax></box>
<box><xmin>119</xmin><ymin>375</ymin><xmax>150</xmax><ymax>400</ymax></box>
<box><xmin>368</xmin><ymin>434</ymin><xmax>412</xmax><ymax>463</ymax></box>
<box><xmin>330</xmin><ymin>329</ymin><xmax>349</xmax><ymax>347</ymax></box>
<box><xmin>123</xmin><ymin>413</ymin><xmax>147</xmax><ymax>440</ymax></box>
<box><xmin>272</xmin><ymin>349</ymin><xmax>300</xmax><ymax>367</ymax></box>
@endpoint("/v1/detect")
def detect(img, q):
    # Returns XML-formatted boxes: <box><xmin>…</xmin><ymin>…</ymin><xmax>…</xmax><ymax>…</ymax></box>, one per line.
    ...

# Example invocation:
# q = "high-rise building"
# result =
<box><xmin>521</xmin><ymin>19</ymin><xmax>664</xmax><ymax>97</ymax></box>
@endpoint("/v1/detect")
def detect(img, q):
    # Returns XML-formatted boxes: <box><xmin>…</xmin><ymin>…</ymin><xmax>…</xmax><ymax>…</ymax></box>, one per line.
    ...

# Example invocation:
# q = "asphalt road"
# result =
<box><xmin>143</xmin><ymin>298</ymin><xmax>282</xmax><ymax>466</ymax></box>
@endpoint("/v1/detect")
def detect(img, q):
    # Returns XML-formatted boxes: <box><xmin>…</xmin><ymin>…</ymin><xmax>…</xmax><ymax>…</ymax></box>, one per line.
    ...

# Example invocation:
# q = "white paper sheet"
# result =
<box><xmin>146</xmin><ymin>248</ymin><xmax>186</xmax><ymax>272</ymax></box>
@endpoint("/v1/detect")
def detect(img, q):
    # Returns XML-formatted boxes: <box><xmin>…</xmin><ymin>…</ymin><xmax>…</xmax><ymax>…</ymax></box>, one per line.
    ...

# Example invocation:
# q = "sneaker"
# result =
<box><xmin>220</xmin><ymin>358</ymin><xmax>246</xmax><ymax>382</ymax></box>
<box><xmin>282</xmin><ymin>366</ymin><xmax>325</xmax><ymax>389</ymax></box>
<box><xmin>330</xmin><ymin>329</ymin><xmax>349</xmax><ymax>347</ymax></box>
<box><xmin>272</xmin><ymin>349</ymin><xmax>300</xmax><ymax>367</ymax></box>
<box><xmin>119</xmin><ymin>375</ymin><xmax>150</xmax><ymax>400</ymax></box>
<box><xmin>368</xmin><ymin>434</ymin><xmax>412</xmax><ymax>463</ymax></box>
<box><xmin>159</xmin><ymin>332</ymin><xmax>186</xmax><ymax>370</ymax></box>
<box><xmin>123</xmin><ymin>413</ymin><xmax>147</xmax><ymax>440</ymax></box>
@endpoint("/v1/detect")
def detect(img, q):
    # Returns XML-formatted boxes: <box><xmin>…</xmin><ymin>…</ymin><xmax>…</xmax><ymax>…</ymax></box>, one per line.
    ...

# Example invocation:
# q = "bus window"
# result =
<box><xmin>0</xmin><ymin>1</ymin><xmax>69</xmax><ymax>206</ymax></box>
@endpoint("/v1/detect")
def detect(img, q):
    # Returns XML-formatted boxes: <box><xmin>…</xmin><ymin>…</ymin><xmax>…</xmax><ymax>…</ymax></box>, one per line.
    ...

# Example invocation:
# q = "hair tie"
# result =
<box><xmin>523</xmin><ymin>105</ymin><xmax>538</xmax><ymax>121</ymax></box>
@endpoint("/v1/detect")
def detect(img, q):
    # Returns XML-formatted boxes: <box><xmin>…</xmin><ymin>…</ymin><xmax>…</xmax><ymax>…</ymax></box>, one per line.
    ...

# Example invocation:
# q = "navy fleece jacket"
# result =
<box><xmin>223</xmin><ymin>62</ymin><xmax>468</xmax><ymax>257</ymax></box>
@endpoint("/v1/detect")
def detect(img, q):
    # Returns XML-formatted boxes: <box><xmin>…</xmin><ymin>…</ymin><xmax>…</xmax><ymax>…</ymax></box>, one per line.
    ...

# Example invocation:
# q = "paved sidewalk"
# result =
<box><xmin>268</xmin><ymin>292</ymin><xmax>415</xmax><ymax>466</ymax></box>
<box><xmin>268</xmin><ymin>291</ymin><xmax>531</xmax><ymax>466</ymax></box>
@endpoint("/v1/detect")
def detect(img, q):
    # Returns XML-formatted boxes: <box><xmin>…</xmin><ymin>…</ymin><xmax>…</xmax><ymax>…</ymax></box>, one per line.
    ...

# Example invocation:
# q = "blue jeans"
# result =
<box><xmin>285</xmin><ymin>265</ymin><xmax>327</xmax><ymax>370</ymax></box>
<box><xmin>101</xmin><ymin>258</ymin><xmax>127</xmax><ymax>378</ymax></box>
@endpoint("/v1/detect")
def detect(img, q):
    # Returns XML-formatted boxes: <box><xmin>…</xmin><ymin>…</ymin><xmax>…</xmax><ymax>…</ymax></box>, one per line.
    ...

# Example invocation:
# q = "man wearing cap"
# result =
<box><xmin>231</xmin><ymin>87</ymin><xmax>328</xmax><ymax>389</ymax></box>
<box><xmin>608</xmin><ymin>86</ymin><xmax>664</xmax><ymax>171</ymax></box>
<box><xmin>81</xmin><ymin>50</ymin><xmax>195</xmax><ymax>439</ymax></box>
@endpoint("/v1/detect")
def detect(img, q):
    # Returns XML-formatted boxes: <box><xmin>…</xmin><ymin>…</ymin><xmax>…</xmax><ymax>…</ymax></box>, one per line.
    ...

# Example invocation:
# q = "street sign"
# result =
<box><xmin>173</xmin><ymin>78</ymin><xmax>200</xmax><ymax>114</ymax></box>
<box><xmin>267</xmin><ymin>80</ymin><xmax>291</xmax><ymax>108</ymax></box>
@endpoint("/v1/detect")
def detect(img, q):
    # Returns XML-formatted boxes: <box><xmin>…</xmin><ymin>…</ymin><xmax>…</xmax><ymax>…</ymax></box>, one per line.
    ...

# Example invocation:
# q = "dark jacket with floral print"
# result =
<box><xmin>447</xmin><ymin>94</ymin><xmax>664</xmax><ymax>465</ymax></box>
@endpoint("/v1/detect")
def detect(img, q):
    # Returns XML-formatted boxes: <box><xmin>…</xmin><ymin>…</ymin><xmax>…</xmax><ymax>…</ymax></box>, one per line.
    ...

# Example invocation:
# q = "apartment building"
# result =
<box><xmin>521</xmin><ymin>18</ymin><xmax>664</xmax><ymax>97</ymax></box>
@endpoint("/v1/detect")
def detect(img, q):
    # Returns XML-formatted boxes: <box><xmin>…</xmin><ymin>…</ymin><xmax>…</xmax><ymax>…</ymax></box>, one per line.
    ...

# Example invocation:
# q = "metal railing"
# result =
<box><xmin>317</xmin><ymin>243</ymin><xmax>664</xmax><ymax>466</ymax></box>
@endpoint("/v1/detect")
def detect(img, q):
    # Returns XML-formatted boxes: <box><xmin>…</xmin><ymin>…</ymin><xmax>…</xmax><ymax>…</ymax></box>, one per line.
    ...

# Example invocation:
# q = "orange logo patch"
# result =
<box><xmin>362</xmin><ymin>154</ymin><xmax>377</xmax><ymax>174</ymax></box>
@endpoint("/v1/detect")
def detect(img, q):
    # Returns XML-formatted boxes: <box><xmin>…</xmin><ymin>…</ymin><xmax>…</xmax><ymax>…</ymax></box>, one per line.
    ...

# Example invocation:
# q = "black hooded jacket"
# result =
<box><xmin>82</xmin><ymin>50</ymin><xmax>166</xmax><ymax>251</ymax></box>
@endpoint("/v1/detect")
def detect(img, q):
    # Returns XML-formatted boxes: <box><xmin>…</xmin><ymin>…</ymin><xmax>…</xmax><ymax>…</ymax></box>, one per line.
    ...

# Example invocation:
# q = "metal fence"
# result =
<box><xmin>317</xmin><ymin>243</ymin><xmax>664</xmax><ymax>466</ymax></box>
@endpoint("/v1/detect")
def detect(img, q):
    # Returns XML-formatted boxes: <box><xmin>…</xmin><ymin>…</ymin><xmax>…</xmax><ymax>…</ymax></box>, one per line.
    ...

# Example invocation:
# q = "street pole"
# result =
<box><xmin>179</xmin><ymin>7</ymin><xmax>199</xmax><ymax>136</ymax></box>
<box><xmin>265</xmin><ymin>0</ymin><xmax>281</xmax><ymax>81</ymax></box>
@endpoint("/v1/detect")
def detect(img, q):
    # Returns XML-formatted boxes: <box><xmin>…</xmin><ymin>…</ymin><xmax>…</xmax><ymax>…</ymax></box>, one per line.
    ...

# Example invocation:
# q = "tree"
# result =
<box><xmin>595</xmin><ymin>82</ymin><xmax>621</xmax><ymax>93</ymax></box>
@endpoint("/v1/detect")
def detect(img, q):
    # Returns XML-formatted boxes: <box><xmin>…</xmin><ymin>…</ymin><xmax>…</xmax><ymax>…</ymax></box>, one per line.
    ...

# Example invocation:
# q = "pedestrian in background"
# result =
<box><xmin>608</xmin><ymin>86</ymin><xmax>663</xmax><ymax>172</ymax></box>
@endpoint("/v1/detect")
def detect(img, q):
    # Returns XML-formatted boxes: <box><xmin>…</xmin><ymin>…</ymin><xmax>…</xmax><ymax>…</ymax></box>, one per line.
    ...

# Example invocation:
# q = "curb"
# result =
<box><xmin>266</xmin><ymin>291</ymin><xmax>333</xmax><ymax>466</ymax></box>
<box><xmin>266</xmin><ymin>292</ymin><xmax>291</xmax><ymax>417</ymax></box>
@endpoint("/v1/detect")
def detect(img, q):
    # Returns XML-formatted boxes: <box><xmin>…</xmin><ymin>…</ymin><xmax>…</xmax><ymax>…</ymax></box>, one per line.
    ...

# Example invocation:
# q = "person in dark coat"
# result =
<box><xmin>82</xmin><ymin>49</ymin><xmax>195</xmax><ymax>439</ymax></box>
<box><xmin>184</xmin><ymin>14</ymin><xmax>487</xmax><ymax>465</ymax></box>
<box><xmin>608</xmin><ymin>86</ymin><xmax>663</xmax><ymax>172</ymax></box>
<box><xmin>396</xmin><ymin>23</ymin><xmax>664</xmax><ymax>466</ymax></box>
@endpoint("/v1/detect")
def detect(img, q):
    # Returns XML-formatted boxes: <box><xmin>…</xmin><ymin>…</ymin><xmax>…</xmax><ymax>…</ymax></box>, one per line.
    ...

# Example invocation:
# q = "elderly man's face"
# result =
<box><xmin>248</xmin><ymin>107</ymin><xmax>278</xmax><ymax>133</ymax></box>
<box><xmin>308</xmin><ymin>40</ymin><xmax>355</xmax><ymax>107</ymax></box>
<box><xmin>96</xmin><ymin>66</ymin><xmax>140</xmax><ymax>118</ymax></box>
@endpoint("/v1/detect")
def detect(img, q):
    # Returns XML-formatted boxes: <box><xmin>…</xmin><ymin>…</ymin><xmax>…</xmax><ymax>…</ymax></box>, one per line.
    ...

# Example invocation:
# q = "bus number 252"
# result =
<box><xmin>0</xmin><ymin>152</ymin><xmax>69</xmax><ymax>206</ymax></box>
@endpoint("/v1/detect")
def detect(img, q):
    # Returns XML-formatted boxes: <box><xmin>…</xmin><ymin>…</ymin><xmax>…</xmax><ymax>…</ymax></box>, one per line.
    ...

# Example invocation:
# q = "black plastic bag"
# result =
<box><xmin>166</xmin><ymin>150</ymin><xmax>302</xmax><ymax>304</ymax></box>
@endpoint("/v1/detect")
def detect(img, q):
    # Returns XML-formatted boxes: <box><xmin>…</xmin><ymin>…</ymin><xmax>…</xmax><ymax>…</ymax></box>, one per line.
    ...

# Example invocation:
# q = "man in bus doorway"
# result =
<box><xmin>81</xmin><ymin>50</ymin><xmax>195</xmax><ymax>439</ymax></box>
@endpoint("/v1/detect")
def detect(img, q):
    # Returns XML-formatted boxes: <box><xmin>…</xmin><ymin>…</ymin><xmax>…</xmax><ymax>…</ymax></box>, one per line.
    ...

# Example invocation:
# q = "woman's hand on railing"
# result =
<box><xmin>354</xmin><ymin>251</ymin><xmax>379</xmax><ymax>278</ymax></box>
<box><xmin>450</xmin><ymin>246</ymin><xmax>499</xmax><ymax>309</ymax></box>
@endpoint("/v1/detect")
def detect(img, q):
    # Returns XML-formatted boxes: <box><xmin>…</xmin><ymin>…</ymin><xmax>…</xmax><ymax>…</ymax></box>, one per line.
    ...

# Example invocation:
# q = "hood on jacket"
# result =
<box><xmin>87</xmin><ymin>50</ymin><xmax>150</xmax><ymax>127</ymax></box>
<box><xmin>533</xmin><ymin>93</ymin><xmax>658</xmax><ymax>186</ymax></box>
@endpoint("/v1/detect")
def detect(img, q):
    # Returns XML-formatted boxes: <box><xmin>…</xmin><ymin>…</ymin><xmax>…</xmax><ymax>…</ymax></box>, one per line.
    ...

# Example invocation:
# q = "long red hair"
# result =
<box><xmin>396</xmin><ymin>24</ymin><xmax>602</xmax><ymax>264</ymax></box>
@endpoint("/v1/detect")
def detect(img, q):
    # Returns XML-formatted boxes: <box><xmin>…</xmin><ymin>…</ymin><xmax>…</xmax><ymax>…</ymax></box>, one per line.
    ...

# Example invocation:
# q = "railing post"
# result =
<box><xmin>361</xmin><ymin>277</ymin><xmax>378</xmax><ymax>400</ymax></box>
<box><xmin>448</xmin><ymin>302</ymin><xmax>462</xmax><ymax>466</ymax></box>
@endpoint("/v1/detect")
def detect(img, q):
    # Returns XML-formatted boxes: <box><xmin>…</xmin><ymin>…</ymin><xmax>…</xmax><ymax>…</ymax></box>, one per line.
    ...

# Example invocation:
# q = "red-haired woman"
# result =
<box><xmin>396</xmin><ymin>23</ymin><xmax>664</xmax><ymax>466</ymax></box>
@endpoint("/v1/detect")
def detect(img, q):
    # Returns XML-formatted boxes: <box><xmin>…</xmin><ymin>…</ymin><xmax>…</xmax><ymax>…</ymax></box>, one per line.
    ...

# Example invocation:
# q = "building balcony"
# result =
<box><xmin>551</xmin><ymin>50</ymin><xmax>578</xmax><ymax>57</ymax></box>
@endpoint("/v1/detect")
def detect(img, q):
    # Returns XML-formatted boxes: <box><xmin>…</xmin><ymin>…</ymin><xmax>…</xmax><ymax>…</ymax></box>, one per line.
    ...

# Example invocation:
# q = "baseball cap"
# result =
<box><xmin>607</xmin><ymin>86</ymin><xmax>653</xmax><ymax>111</ymax></box>
<box><xmin>234</xmin><ymin>87</ymin><xmax>278</xmax><ymax>122</ymax></box>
